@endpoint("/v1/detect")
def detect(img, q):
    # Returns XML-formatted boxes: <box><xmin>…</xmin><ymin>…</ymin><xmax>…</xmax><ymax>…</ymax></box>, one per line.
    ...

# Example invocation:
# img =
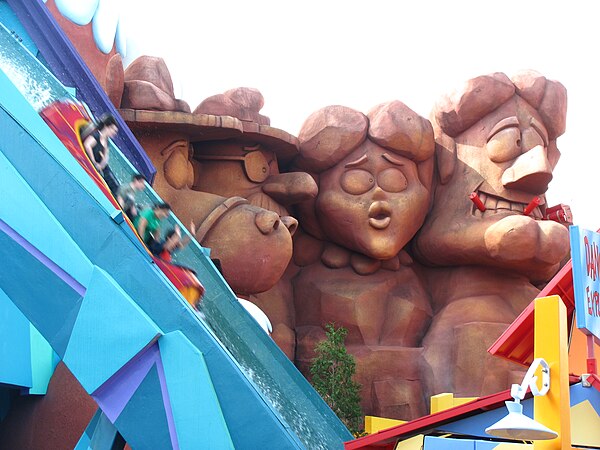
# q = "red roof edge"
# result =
<box><xmin>487</xmin><ymin>259</ymin><xmax>575</xmax><ymax>366</ymax></box>
<box><xmin>345</xmin><ymin>375</ymin><xmax>582</xmax><ymax>449</ymax></box>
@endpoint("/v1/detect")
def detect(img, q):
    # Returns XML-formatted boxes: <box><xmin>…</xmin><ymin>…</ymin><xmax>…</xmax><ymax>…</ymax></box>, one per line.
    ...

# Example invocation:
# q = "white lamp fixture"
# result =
<box><xmin>485</xmin><ymin>358</ymin><xmax>558</xmax><ymax>441</ymax></box>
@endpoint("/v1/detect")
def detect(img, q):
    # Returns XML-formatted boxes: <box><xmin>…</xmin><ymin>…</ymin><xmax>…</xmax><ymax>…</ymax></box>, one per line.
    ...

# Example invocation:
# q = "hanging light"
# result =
<box><xmin>485</xmin><ymin>358</ymin><xmax>558</xmax><ymax>441</ymax></box>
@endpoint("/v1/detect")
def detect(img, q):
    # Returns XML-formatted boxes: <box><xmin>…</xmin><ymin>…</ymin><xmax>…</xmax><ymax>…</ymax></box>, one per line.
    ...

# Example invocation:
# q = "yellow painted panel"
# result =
<box><xmin>364</xmin><ymin>415</ymin><xmax>405</xmax><ymax>434</ymax></box>
<box><xmin>534</xmin><ymin>296</ymin><xmax>571</xmax><ymax>450</ymax></box>
<box><xmin>571</xmin><ymin>399</ymin><xmax>600</xmax><ymax>447</ymax></box>
<box><xmin>394</xmin><ymin>434</ymin><xmax>423</xmax><ymax>450</ymax></box>
<box><xmin>494</xmin><ymin>443</ymin><xmax>532</xmax><ymax>449</ymax></box>
<box><xmin>494</xmin><ymin>442</ymin><xmax>533</xmax><ymax>450</ymax></box>
<box><xmin>431</xmin><ymin>393</ymin><xmax>454</xmax><ymax>413</ymax></box>
<box><xmin>430</xmin><ymin>392</ymin><xmax>478</xmax><ymax>413</ymax></box>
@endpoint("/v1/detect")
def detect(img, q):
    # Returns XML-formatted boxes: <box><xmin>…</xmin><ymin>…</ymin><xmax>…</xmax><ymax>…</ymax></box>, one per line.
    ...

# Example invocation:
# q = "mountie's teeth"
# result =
<box><xmin>473</xmin><ymin>191</ymin><xmax>540</xmax><ymax>217</ymax></box>
<box><xmin>496</xmin><ymin>200</ymin><xmax>510</xmax><ymax>210</ymax></box>
<box><xmin>485</xmin><ymin>196</ymin><xmax>498</xmax><ymax>210</ymax></box>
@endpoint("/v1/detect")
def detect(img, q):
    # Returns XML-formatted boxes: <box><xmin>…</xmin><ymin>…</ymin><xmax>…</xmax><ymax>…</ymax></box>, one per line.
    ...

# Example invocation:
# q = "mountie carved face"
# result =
<box><xmin>463</xmin><ymin>97</ymin><xmax>558</xmax><ymax>213</ymax></box>
<box><xmin>414</xmin><ymin>71</ymin><xmax>570</xmax><ymax>281</ymax></box>
<box><xmin>296</xmin><ymin>101</ymin><xmax>435</xmax><ymax>261</ymax></box>
<box><xmin>317</xmin><ymin>140</ymin><xmax>429</xmax><ymax>260</ymax></box>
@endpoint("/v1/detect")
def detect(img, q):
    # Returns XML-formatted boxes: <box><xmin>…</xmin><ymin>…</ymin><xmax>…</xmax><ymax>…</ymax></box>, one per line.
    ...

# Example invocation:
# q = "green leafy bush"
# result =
<box><xmin>310</xmin><ymin>323</ymin><xmax>364</xmax><ymax>435</ymax></box>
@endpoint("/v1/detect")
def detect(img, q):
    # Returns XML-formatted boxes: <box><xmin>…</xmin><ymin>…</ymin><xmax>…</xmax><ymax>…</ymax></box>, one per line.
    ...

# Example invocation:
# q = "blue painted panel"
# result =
<box><xmin>570</xmin><ymin>382</ymin><xmax>600</xmax><ymax>414</ymax></box>
<box><xmin>0</xmin><ymin>150</ymin><xmax>93</xmax><ymax>288</ymax></box>
<box><xmin>424</xmin><ymin>436</ymin><xmax>476</xmax><ymax>449</ymax></box>
<box><xmin>0</xmin><ymin>2</ymin><xmax>38</xmax><ymax>54</ymax></box>
<box><xmin>570</xmin><ymin>226</ymin><xmax>600</xmax><ymax>339</ymax></box>
<box><xmin>63</xmin><ymin>266</ymin><xmax>161</xmax><ymax>393</ymax></box>
<box><xmin>115</xmin><ymin>364</ymin><xmax>173</xmax><ymax>450</ymax></box>
<box><xmin>28</xmin><ymin>323</ymin><xmax>57</xmax><ymax>394</ymax></box>
<box><xmin>0</xmin><ymin>225</ymin><xmax>84</xmax><ymax>358</ymax></box>
<box><xmin>159</xmin><ymin>331</ymin><xmax>233</xmax><ymax>450</ymax></box>
<box><xmin>0</xmin><ymin>288</ymin><xmax>31</xmax><ymax>388</ymax></box>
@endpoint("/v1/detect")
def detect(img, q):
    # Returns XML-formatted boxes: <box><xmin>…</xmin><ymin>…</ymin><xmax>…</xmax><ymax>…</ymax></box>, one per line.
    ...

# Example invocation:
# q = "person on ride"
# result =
<box><xmin>82</xmin><ymin>113</ymin><xmax>120</xmax><ymax>192</ymax></box>
<box><xmin>157</xmin><ymin>222</ymin><xmax>196</xmax><ymax>262</ymax></box>
<box><xmin>134</xmin><ymin>202</ymin><xmax>172</xmax><ymax>253</ymax></box>
<box><xmin>116</xmin><ymin>174</ymin><xmax>147</xmax><ymax>220</ymax></box>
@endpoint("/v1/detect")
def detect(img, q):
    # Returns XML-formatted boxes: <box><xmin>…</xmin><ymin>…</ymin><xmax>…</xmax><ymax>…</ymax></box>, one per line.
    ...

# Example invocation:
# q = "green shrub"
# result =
<box><xmin>310</xmin><ymin>323</ymin><xmax>364</xmax><ymax>435</ymax></box>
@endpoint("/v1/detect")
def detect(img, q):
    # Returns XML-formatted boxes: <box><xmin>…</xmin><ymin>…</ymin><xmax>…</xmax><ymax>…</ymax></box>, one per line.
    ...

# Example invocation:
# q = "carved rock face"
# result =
<box><xmin>193</xmin><ymin>141</ymin><xmax>283</xmax><ymax>209</ymax></box>
<box><xmin>132</xmin><ymin>132</ymin><xmax>296</xmax><ymax>297</ymax></box>
<box><xmin>415</xmin><ymin>78</ymin><xmax>570</xmax><ymax>282</ymax></box>
<box><xmin>316</xmin><ymin>139</ymin><xmax>429</xmax><ymax>260</ymax></box>
<box><xmin>296</xmin><ymin>101</ymin><xmax>434</xmax><ymax>262</ymax></box>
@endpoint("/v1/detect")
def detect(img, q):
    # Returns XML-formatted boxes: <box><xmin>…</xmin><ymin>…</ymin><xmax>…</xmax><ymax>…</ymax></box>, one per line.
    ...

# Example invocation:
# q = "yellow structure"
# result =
<box><xmin>363</xmin><ymin>415</ymin><xmax>405</xmax><ymax>434</ymax></box>
<box><xmin>430</xmin><ymin>392</ymin><xmax>477</xmax><ymax>413</ymax></box>
<box><xmin>533</xmin><ymin>295</ymin><xmax>571</xmax><ymax>450</ymax></box>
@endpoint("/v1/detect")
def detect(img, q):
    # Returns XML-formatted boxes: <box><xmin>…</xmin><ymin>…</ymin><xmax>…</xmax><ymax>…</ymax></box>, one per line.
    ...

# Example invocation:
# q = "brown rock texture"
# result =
<box><xmin>194</xmin><ymin>87</ymin><xmax>270</xmax><ymax>125</ymax></box>
<box><xmin>122</xmin><ymin>80</ymin><xmax>178</xmax><ymax>111</ymax></box>
<box><xmin>124</xmin><ymin>56</ymin><xmax>175</xmax><ymax>97</ymax></box>
<box><xmin>105</xmin><ymin>53</ymin><xmax>124</xmax><ymax>108</ymax></box>
<box><xmin>120</xmin><ymin>56</ymin><xmax>189</xmax><ymax>112</ymax></box>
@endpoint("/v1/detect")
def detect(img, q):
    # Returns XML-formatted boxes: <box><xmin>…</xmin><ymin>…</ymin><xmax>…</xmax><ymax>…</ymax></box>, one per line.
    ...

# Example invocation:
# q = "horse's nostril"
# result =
<box><xmin>255</xmin><ymin>210</ymin><xmax>280</xmax><ymax>235</ymax></box>
<box><xmin>281</xmin><ymin>216</ymin><xmax>298</xmax><ymax>236</ymax></box>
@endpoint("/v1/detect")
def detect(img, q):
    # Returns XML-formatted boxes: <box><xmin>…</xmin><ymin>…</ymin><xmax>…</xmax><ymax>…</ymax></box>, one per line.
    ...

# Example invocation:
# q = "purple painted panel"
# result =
<box><xmin>156</xmin><ymin>348</ymin><xmax>179</xmax><ymax>450</ymax></box>
<box><xmin>92</xmin><ymin>342</ymin><xmax>158</xmax><ymax>423</ymax></box>
<box><xmin>92</xmin><ymin>341</ymin><xmax>179</xmax><ymax>449</ymax></box>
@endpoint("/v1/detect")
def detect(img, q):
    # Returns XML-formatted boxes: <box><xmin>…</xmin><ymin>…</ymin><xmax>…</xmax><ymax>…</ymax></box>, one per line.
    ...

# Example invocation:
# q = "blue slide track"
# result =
<box><xmin>0</xmin><ymin>4</ymin><xmax>352</xmax><ymax>449</ymax></box>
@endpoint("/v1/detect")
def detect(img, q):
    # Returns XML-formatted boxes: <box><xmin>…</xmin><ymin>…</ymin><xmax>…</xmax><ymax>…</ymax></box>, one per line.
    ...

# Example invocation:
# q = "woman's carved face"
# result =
<box><xmin>316</xmin><ymin>140</ymin><xmax>429</xmax><ymax>260</ymax></box>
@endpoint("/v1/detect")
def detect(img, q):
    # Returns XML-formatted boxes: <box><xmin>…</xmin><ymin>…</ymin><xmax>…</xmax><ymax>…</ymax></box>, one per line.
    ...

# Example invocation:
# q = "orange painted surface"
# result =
<box><xmin>569</xmin><ymin>326</ymin><xmax>600</xmax><ymax>376</ymax></box>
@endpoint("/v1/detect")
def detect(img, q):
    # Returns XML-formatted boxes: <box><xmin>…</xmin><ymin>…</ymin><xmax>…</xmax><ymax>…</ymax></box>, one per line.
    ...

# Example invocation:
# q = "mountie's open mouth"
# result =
<box><xmin>368</xmin><ymin>201</ymin><xmax>392</xmax><ymax>230</ymax></box>
<box><xmin>470</xmin><ymin>191</ymin><xmax>545</xmax><ymax>219</ymax></box>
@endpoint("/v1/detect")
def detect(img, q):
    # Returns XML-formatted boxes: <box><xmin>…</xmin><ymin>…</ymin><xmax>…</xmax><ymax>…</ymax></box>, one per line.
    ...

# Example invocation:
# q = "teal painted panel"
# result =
<box><xmin>74</xmin><ymin>409</ymin><xmax>101</xmax><ymax>450</ymax></box>
<box><xmin>115</xmin><ymin>364</ymin><xmax>173</xmax><ymax>450</ymax></box>
<box><xmin>0</xmin><ymin>66</ymin><xmax>116</xmax><ymax>215</ymax></box>
<box><xmin>28</xmin><ymin>323</ymin><xmax>57</xmax><ymax>394</ymax></box>
<box><xmin>0</xmin><ymin>150</ymin><xmax>93</xmax><ymax>288</ymax></box>
<box><xmin>0</xmin><ymin>288</ymin><xmax>31</xmax><ymax>388</ymax></box>
<box><xmin>159</xmin><ymin>331</ymin><xmax>234</xmax><ymax>450</ymax></box>
<box><xmin>0</xmin><ymin>227</ymin><xmax>84</xmax><ymax>358</ymax></box>
<box><xmin>0</xmin><ymin>386</ymin><xmax>12</xmax><ymax>421</ymax></box>
<box><xmin>0</xmin><ymin>2</ymin><xmax>38</xmax><ymax>54</ymax></box>
<box><xmin>63</xmin><ymin>266</ymin><xmax>161</xmax><ymax>393</ymax></box>
<box><xmin>90</xmin><ymin>411</ymin><xmax>123</xmax><ymax>450</ymax></box>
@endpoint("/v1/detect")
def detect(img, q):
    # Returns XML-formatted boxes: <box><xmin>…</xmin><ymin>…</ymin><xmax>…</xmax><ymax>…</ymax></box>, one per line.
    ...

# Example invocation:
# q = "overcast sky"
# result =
<box><xmin>117</xmin><ymin>0</ymin><xmax>597</xmax><ymax>230</ymax></box>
